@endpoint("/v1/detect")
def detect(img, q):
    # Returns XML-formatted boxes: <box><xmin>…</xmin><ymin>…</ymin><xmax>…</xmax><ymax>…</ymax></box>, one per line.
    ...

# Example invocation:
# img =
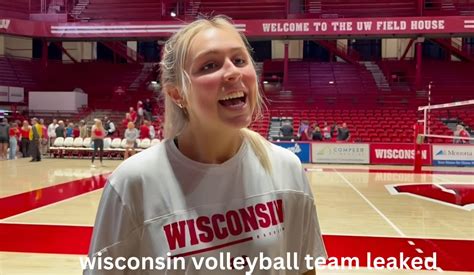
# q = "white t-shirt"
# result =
<box><xmin>87</xmin><ymin>138</ymin><xmax>326</xmax><ymax>274</ymax></box>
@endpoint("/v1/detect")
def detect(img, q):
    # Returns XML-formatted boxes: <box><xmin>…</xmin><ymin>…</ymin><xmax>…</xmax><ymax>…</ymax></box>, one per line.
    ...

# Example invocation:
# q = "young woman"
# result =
<box><xmin>88</xmin><ymin>16</ymin><xmax>326</xmax><ymax>274</ymax></box>
<box><xmin>90</xmin><ymin>119</ymin><xmax>105</xmax><ymax>168</ymax></box>
<box><xmin>123</xmin><ymin>121</ymin><xmax>138</xmax><ymax>159</ymax></box>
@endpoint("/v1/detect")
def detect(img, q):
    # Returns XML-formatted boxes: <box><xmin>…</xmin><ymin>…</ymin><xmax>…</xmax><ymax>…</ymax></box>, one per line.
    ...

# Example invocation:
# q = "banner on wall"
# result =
<box><xmin>432</xmin><ymin>145</ymin><xmax>474</xmax><ymax>166</ymax></box>
<box><xmin>8</xmin><ymin>87</ymin><xmax>24</xmax><ymax>103</ymax></box>
<box><xmin>0</xmin><ymin>86</ymin><xmax>8</xmax><ymax>102</ymax></box>
<box><xmin>273</xmin><ymin>142</ymin><xmax>311</xmax><ymax>163</ymax></box>
<box><xmin>370</xmin><ymin>143</ymin><xmax>432</xmax><ymax>165</ymax></box>
<box><xmin>312</xmin><ymin>143</ymin><xmax>369</xmax><ymax>164</ymax></box>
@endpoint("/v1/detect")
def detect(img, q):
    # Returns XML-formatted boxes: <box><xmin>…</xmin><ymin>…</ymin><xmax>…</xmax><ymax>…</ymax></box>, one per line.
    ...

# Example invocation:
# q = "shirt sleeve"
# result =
<box><xmin>86</xmin><ymin>182</ymin><xmax>140</xmax><ymax>274</ymax></box>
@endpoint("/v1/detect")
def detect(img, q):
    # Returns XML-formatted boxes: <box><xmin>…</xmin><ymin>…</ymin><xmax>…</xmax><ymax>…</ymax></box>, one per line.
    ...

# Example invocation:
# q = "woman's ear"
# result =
<box><xmin>165</xmin><ymin>85</ymin><xmax>185</xmax><ymax>106</ymax></box>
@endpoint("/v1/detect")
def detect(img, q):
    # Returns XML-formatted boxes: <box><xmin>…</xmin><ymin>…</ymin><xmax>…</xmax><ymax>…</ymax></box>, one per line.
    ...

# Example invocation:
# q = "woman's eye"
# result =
<box><xmin>234</xmin><ymin>58</ymin><xmax>246</xmax><ymax>66</ymax></box>
<box><xmin>201</xmin><ymin>63</ymin><xmax>217</xmax><ymax>71</ymax></box>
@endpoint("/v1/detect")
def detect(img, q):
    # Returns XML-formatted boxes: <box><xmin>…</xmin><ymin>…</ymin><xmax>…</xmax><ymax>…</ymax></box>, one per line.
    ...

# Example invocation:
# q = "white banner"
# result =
<box><xmin>8</xmin><ymin>86</ymin><xmax>24</xmax><ymax>102</ymax></box>
<box><xmin>312</xmin><ymin>143</ymin><xmax>370</xmax><ymax>164</ymax></box>
<box><xmin>432</xmin><ymin>145</ymin><xmax>474</xmax><ymax>166</ymax></box>
<box><xmin>0</xmin><ymin>86</ymin><xmax>8</xmax><ymax>102</ymax></box>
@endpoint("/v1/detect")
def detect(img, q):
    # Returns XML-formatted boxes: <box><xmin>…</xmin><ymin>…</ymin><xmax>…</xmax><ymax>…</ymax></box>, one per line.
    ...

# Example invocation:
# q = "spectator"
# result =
<box><xmin>47</xmin><ymin>119</ymin><xmax>58</xmax><ymax>146</ymax></box>
<box><xmin>29</xmin><ymin>117</ymin><xmax>43</xmax><ymax>162</ymax></box>
<box><xmin>73</xmin><ymin>124</ymin><xmax>80</xmax><ymax>138</ymax></box>
<box><xmin>148</xmin><ymin>121</ymin><xmax>156</xmax><ymax>139</ymax></box>
<box><xmin>65</xmin><ymin>122</ymin><xmax>74</xmax><ymax>137</ymax></box>
<box><xmin>337</xmin><ymin>122</ymin><xmax>351</xmax><ymax>142</ymax></box>
<box><xmin>20</xmin><ymin>120</ymin><xmax>31</xmax><ymax>157</ymax></box>
<box><xmin>8</xmin><ymin>122</ymin><xmax>19</xmax><ymax>160</ymax></box>
<box><xmin>55</xmin><ymin>120</ymin><xmax>66</xmax><ymax>139</ymax></box>
<box><xmin>0</xmin><ymin>118</ymin><xmax>9</xmax><ymax>160</ymax></box>
<box><xmin>322</xmin><ymin>122</ymin><xmax>331</xmax><ymax>140</ymax></box>
<box><xmin>279</xmin><ymin>120</ymin><xmax>293</xmax><ymax>138</ymax></box>
<box><xmin>79</xmin><ymin>120</ymin><xmax>88</xmax><ymax>138</ymax></box>
<box><xmin>104</xmin><ymin>116</ymin><xmax>116</xmax><ymax>137</ymax></box>
<box><xmin>139</xmin><ymin>120</ymin><xmax>150</xmax><ymax>139</ymax></box>
<box><xmin>122</xmin><ymin>113</ymin><xmax>131</xmax><ymax>130</ymax></box>
<box><xmin>312</xmin><ymin>126</ymin><xmax>323</xmax><ymax>141</ymax></box>
<box><xmin>129</xmin><ymin>107</ymin><xmax>137</xmax><ymax>124</ymax></box>
<box><xmin>91</xmin><ymin>119</ymin><xmax>105</xmax><ymax>168</ymax></box>
<box><xmin>143</xmin><ymin>98</ymin><xmax>153</xmax><ymax>121</ymax></box>
<box><xmin>454</xmin><ymin>124</ymin><xmax>470</xmax><ymax>144</ymax></box>
<box><xmin>39</xmin><ymin>119</ymin><xmax>49</xmax><ymax>156</ymax></box>
<box><xmin>137</xmin><ymin>100</ymin><xmax>144</xmax><ymax>126</ymax></box>
<box><xmin>124</xmin><ymin>122</ymin><xmax>139</xmax><ymax>159</ymax></box>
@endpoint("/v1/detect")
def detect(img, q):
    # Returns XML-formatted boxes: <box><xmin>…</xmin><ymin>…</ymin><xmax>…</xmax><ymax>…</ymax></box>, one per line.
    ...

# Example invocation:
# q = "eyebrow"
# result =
<box><xmin>192</xmin><ymin>46</ymin><xmax>246</xmax><ymax>63</ymax></box>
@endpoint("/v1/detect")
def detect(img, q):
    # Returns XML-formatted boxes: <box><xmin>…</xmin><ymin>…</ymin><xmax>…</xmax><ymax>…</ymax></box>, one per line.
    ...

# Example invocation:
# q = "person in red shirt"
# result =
<box><xmin>139</xmin><ymin>120</ymin><xmax>150</xmax><ymax>139</ymax></box>
<box><xmin>73</xmin><ymin>124</ymin><xmax>80</xmax><ymax>138</ymax></box>
<box><xmin>20</xmin><ymin>120</ymin><xmax>31</xmax><ymax>157</ymax></box>
<box><xmin>122</xmin><ymin>113</ymin><xmax>131</xmax><ymax>129</ymax></box>
<box><xmin>91</xmin><ymin>119</ymin><xmax>106</xmax><ymax>168</ymax></box>
<box><xmin>129</xmin><ymin>107</ymin><xmax>137</xmax><ymax>125</ymax></box>
<box><xmin>454</xmin><ymin>124</ymin><xmax>470</xmax><ymax>144</ymax></box>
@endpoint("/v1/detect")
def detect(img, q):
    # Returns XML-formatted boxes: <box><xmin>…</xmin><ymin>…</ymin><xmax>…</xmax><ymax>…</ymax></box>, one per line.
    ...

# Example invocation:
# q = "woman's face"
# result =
<box><xmin>183</xmin><ymin>27</ymin><xmax>257</xmax><ymax>132</ymax></box>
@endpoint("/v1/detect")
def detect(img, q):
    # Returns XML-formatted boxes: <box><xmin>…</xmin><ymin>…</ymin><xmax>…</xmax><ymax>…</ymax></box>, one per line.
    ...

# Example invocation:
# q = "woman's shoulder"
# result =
<box><xmin>266</xmin><ymin>142</ymin><xmax>302</xmax><ymax>168</ymax></box>
<box><xmin>108</xmin><ymin>142</ymin><xmax>167</xmax><ymax>186</ymax></box>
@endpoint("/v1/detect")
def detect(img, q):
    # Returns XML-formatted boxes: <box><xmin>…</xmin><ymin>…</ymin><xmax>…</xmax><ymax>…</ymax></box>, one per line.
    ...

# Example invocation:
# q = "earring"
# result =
<box><xmin>177</xmin><ymin>103</ymin><xmax>183</xmax><ymax>109</ymax></box>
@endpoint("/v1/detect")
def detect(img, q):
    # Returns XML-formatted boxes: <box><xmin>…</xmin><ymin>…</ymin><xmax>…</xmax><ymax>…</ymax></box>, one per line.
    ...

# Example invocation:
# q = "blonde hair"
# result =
<box><xmin>160</xmin><ymin>16</ymin><xmax>271</xmax><ymax>171</ymax></box>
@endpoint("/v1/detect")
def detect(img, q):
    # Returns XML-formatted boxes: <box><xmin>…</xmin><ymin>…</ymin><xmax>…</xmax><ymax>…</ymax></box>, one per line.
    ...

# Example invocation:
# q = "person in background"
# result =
<box><xmin>39</xmin><ymin>119</ymin><xmax>48</xmax><ymax>156</ymax></box>
<box><xmin>29</xmin><ymin>117</ymin><xmax>43</xmax><ymax>162</ymax></box>
<box><xmin>123</xmin><ymin>121</ymin><xmax>139</xmax><ymax>159</ymax></box>
<box><xmin>20</xmin><ymin>120</ymin><xmax>31</xmax><ymax>157</ymax></box>
<box><xmin>148</xmin><ymin>120</ymin><xmax>156</xmax><ymax>139</ymax></box>
<box><xmin>279</xmin><ymin>120</ymin><xmax>294</xmax><ymax>138</ymax></box>
<box><xmin>65</xmin><ymin>122</ymin><xmax>74</xmax><ymax>137</ymax></box>
<box><xmin>8</xmin><ymin>122</ymin><xmax>20</xmax><ymax>160</ymax></box>
<box><xmin>137</xmin><ymin>100</ymin><xmax>144</xmax><ymax>126</ymax></box>
<box><xmin>104</xmin><ymin>116</ymin><xmax>116</xmax><ymax>137</ymax></box>
<box><xmin>129</xmin><ymin>107</ymin><xmax>137</xmax><ymax>125</ymax></box>
<box><xmin>90</xmin><ymin>119</ymin><xmax>105</xmax><ymax>168</ymax></box>
<box><xmin>139</xmin><ymin>119</ymin><xmax>150</xmax><ymax>139</ymax></box>
<box><xmin>454</xmin><ymin>124</ymin><xmax>470</xmax><ymax>144</ymax></box>
<box><xmin>79</xmin><ymin>120</ymin><xmax>88</xmax><ymax>138</ymax></box>
<box><xmin>312</xmin><ymin>126</ymin><xmax>323</xmax><ymax>141</ymax></box>
<box><xmin>143</xmin><ymin>98</ymin><xmax>153</xmax><ymax>121</ymax></box>
<box><xmin>337</xmin><ymin>122</ymin><xmax>351</xmax><ymax>142</ymax></box>
<box><xmin>0</xmin><ymin>118</ymin><xmax>9</xmax><ymax>160</ymax></box>
<box><xmin>55</xmin><ymin>120</ymin><xmax>66</xmax><ymax>139</ymax></box>
<box><xmin>322</xmin><ymin>121</ymin><xmax>331</xmax><ymax>140</ymax></box>
<box><xmin>47</xmin><ymin>119</ymin><xmax>58</xmax><ymax>147</ymax></box>
<box><xmin>73</xmin><ymin>123</ymin><xmax>80</xmax><ymax>138</ymax></box>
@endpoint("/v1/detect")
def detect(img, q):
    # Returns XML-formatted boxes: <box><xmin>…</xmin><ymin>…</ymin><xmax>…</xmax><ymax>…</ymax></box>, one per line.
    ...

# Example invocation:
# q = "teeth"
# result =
<box><xmin>220</xmin><ymin>91</ymin><xmax>244</xmax><ymax>101</ymax></box>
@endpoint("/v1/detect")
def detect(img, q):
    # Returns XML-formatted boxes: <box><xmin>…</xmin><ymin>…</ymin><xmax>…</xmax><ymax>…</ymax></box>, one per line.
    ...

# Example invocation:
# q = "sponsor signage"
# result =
<box><xmin>8</xmin><ymin>87</ymin><xmax>24</xmax><ymax>103</ymax></box>
<box><xmin>273</xmin><ymin>142</ymin><xmax>311</xmax><ymax>163</ymax></box>
<box><xmin>312</xmin><ymin>143</ymin><xmax>369</xmax><ymax>164</ymax></box>
<box><xmin>0</xmin><ymin>19</ymin><xmax>10</xmax><ymax>30</ymax></box>
<box><xmin>370</xmin><ymin>143</ymin><xmax>432</xmax><ymax>165</ymax></box>
<box><xmin>0</xmin><ymin>86</ymin><xmax>8</xmax><ymax>102</ymax></box>
<box><xmin>432</xmin><ymin>145</ymin><xmax>474</xmax><ymax>166</ymax></box>
<box><xmin>2</xmin><ymin>16</ymin><xmax>474</xmax><ymax>38</ymax></box>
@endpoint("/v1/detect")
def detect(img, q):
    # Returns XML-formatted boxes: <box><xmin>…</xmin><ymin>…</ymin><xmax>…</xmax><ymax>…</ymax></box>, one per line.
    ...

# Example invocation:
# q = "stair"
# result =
<box><xmin>70</xmin><ymin>0</ymin><xmax>89</xmax><ymax>20</ymax></box>
<box><xmin>316</xmin><ymin>40</ymin><xmax>360</xmax><ymax>65</ymax></box>
<box><xmin>128</xmin><ymin>63</ymin><xmax>156</xmax><ymax>92</ymax></box>
<box><xmin>361</xmin><ymin>61</ymin><xmax>391</xmax><ymax>92</ymax></box>
<box><xmin>186</xmin><ymin>0</ymin><xmax>200</xmax><ymax>19</ymax></box>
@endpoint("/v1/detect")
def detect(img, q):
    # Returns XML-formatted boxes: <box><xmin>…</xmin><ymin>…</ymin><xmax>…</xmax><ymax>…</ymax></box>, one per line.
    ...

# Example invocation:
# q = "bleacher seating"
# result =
<box><xmin>49</xmin><ymin>137</ymin><xmax>162</xmax><ymax>159</ymax></box>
